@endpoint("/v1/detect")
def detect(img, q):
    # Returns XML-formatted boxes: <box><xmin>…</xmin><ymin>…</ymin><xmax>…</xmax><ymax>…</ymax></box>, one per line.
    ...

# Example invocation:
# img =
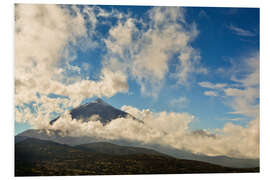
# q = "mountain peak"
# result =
<box><xmin>50</xmin><ymin>97</ymin><xmax>133</xmax><ymax>125</ymax></box>
<box><xmin>92</xmin><ymin>98</ymin><xmax>111</xmax><ymax>106</ymax></box>
<box><xmin>94</xmin><ymin>98</ymin><xmax>106</xmax><ymax>104</ymax></box>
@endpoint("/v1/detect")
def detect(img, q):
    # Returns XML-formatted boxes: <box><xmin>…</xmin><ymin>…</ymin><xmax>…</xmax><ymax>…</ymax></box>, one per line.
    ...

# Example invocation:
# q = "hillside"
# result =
<box><xmin>15</xmin><ymin>138</ymin><xmax>259</xmax><ymax>176</ymax></box>
<box><xmin>74</xmin><ymin>142</ymin><xmax>167</xmax><ymax>156</ymax></box>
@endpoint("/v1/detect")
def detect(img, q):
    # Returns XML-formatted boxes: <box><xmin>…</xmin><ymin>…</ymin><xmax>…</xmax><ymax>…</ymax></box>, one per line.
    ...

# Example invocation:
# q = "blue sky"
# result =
<box><xmin>14</xmin><ymin>4</ymin><xmax>260</xmax><ymax>158</ymax></box>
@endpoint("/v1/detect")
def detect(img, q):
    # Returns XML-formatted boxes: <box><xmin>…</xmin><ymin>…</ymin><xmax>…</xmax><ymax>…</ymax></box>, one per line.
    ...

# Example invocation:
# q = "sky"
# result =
<box><xmin>14</xmin><ymin>4</ymin><xmax>259</xmax><ymax>159</ymax></box>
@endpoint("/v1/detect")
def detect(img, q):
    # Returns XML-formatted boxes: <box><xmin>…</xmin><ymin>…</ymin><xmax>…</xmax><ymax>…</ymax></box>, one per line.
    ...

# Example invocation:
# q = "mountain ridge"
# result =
<box><xmin>15</xmin><ymin>130</ymin><xmax>259</xmax><ymax>168</ymax></box>
<box><xmin>74</xmin><ymin>141</ymin><xmax>168</xmax><ymax>156</ymax></box>
<box><xmin>15</xmin><ymin>137</ymin><xmax>259</xmax><ymax>176</ymax></box>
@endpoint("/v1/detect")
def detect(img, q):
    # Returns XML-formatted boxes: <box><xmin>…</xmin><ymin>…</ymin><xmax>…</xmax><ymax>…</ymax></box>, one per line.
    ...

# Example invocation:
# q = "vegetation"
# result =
<box><xmin>15</xmin><ymin>138</ymin><xmax>259</xmax><ymax>176</ymax></box>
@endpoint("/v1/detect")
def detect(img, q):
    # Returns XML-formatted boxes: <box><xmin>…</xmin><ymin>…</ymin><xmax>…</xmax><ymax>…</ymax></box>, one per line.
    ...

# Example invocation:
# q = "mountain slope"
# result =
<box><xmin>75</xmin><ymin>142</ymin><xmax>167</xmax><ymax>156</ymax></box>
<box><xmin>16</xmin><ymin>129</ymin><xmax>101</xmax><ymax>146</ymax></box>
<box><xmin>15</xmin><ymin>137</ymin><xmax>89</xmax><ymax>162</ymax></box>
<box><xmin>15</xmin><ymin>138</ymin><xmax>259</xmax><ymax>176</ymax></box>
<box><xmin>15</xmin><ymin>128</ymin><xmax>260</xmax><ymax>168</ymax></box>
<box><xmin>50</xmin><ymin>98</ymin><xmax>138</xmax><ymax>125</ymax></box>
<box><xmin>15</xmin><ymin>136</ymin><xmax>29</xmax><ymax>144</ymax></box>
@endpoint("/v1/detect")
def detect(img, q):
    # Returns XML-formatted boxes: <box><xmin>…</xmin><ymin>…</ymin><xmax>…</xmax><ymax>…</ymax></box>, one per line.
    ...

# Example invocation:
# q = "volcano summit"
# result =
<box><xmin>50</xmin><ymin>98</ymin><xmax>138</xmax><ymax>125</ymax></box>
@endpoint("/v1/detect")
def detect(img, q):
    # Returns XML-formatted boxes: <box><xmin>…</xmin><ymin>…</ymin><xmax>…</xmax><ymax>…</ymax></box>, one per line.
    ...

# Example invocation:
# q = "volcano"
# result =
<box><xmin>50</xmin><ymin>98</ymin><xmax>138</xmax><ymax>125</ymax></box>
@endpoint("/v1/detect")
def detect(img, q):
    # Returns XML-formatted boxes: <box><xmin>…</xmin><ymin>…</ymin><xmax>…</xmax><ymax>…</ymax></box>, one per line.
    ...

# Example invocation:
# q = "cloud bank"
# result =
<box><xmin>48</xmin><ymin>104</ymin><xmax>258</xmax><ymax>159</ymax></box>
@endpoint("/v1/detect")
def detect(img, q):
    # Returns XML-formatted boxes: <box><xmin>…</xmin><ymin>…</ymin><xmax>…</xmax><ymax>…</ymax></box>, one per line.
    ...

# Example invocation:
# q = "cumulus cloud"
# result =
<box><xmin>121</xmin><ymin>105</ymin><xmax>193</xmax><ymax>134</ymax></box>
<box><xmin>103</xmin><ymin>7</ymin><xmax>207</xmax><ymax>97</ymax></box>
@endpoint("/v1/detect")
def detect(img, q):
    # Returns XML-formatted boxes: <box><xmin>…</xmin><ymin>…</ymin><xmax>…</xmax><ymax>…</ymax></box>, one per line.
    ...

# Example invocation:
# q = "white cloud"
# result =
<box><xmin>169</xmin><ymin>96</ymin><xmax>189</xmax><ymax>109</ymax></box>
<box><xmin>199</xmin><ymin>53</ymin><xmax>259</xmax><ymax>119</ymax></box>
<box><xmin>47</xmin><ymin>105</ymin><xmax>259</xmax><ymax>159</ymax></box>
<box><xmin>228</xmin><ymin>24</ymin><xmax>256</xmax><ymax>37</ymax></box>
<box><xmin>198</xmin><ymin>81</ymin><xmax>228</xmax><ymax>97</ymax></box>
<box><xmin>228</xmin><ymin>117</ymin><xmax>243</xmax><ymax>121</ymax></box>
<box><xmin>121</xmin><ymin>105</ymin><xmax>193</xmax><ymax>134</ymax></box>
<box><xmin>199</xmin><ymin>81</ymin><xmax>228</xmax><ymax>89</ymax></box>
<box><xmin>224</xmin><ymin>53</ymin><xmax>259</xmax><ymax>119</ymax></box>
<box><xmin>197</xmin><ymin>53</ymin><xmax>259</xmax><ymax>157</ymax></box>
<box><xmin>82</xmin><ymin>62</ymin><xmax>91</xmax><ymax>72</ymax></box>
<box><xmin>105</xmin><ymin>18</ymin><xmax>137</xmax><ymax>56</ymax></box>
<box><xmin>204</xmin><ymin>91</ymin><xmax>218</xmax><ymax>96</ymax></box>
<box><xmin>103</xmin><ymin>7</ymin><xmax>207</xmax><ymax>97</ymax></box>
